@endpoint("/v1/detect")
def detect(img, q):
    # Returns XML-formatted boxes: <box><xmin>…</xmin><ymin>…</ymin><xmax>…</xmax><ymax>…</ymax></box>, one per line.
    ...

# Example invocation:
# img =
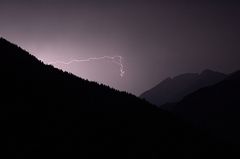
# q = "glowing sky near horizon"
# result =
<box><xmin>48</xmin><ymin>55</ymin><xmax>125</xmax><ymax>77</ymax></box>
<box><xmin>0</xmin><ymin>0</ymin><xmax>240</xmax><ymax>95</ymax></box>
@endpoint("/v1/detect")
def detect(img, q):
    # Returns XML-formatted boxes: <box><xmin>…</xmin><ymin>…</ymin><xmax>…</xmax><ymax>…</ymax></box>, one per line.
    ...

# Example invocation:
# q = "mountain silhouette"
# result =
<box><xmin>0</xmin><ymin>37</ymin><xmax>235</xmax><ymax>158</ymax></box>
<box><xmin>140</xmin><ymin>70</ymin><xmax>227</xmax><ymax>106</ymax></box>
<box><xmin>166</xmin><ymin>70</ymin><xmax>240</xmax><ymax>145</ymax></box>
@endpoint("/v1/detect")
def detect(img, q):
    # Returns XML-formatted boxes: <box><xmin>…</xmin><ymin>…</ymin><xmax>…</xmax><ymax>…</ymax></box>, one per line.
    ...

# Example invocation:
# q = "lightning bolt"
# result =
<box><xmin>48</xmin><ymin>56</ymin><xmax>125</xmax><ymax>77</ymax></box>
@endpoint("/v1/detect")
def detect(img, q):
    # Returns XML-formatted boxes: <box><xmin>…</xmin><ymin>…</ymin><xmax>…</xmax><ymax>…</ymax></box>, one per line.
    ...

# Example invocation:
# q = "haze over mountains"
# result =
<box><xmin>1</xmin><ymin>37</ymin><xmax>239</xmax><ymax>158</ymax></box>
<box><xmin>140</xmin><ymin>70</ymin><xmax>227</xmax><ymax>106</ymax></box>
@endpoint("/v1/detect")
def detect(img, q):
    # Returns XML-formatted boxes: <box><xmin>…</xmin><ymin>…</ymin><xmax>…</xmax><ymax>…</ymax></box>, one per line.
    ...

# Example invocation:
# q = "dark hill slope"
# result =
<box><xmin>170</xmin><ymin>70</ymin><xmax>240</xmax><ymax>144</ymax></box>
<box><xmin>140</xmin><ymin>70</ymin><xmax>226</xmax><ymax>106</ymax></box>
<box><xmin>0</xmin><ymin>38</ymin><xmax>232</xmax><ymax>158</ymax></box>
<box><xmin>0</xmin><ymin>37</ymin><xmax>152</xmax><ymax>112</ymax></box>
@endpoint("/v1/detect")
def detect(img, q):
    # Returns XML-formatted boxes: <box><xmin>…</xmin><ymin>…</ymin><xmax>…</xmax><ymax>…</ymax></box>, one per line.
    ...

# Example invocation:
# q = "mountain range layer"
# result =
<box><xmin>0</xmin><ymin>38</ymin><xmax>237</xmax><ymax>158</ymax></box>
<box><xmin>140</xmin><ymin>70</ymin><xmax>227</xmax><ymax>106</ymax></box>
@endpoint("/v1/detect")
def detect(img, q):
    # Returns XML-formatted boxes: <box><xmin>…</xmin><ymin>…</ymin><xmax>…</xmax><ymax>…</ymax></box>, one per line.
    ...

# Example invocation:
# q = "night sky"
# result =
<box><xmin>1</xmin><ymin>0</ymin><xmax>240</xmax><ymax>95</ymax></box>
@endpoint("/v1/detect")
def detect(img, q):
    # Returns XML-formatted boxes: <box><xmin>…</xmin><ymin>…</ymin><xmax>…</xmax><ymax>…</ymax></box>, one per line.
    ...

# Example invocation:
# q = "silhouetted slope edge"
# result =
<box><xmin>0</xmin><ymin>37</ymin><xmax>235</xmax><ymax>158</ymax></box>
<box><xmin>0</xmin><ymin>37</ymin><xmax>157</xmax><ymax>112</ymax></box>
<box><xmin>140</xmin><ymin>70</ymin><xmax>227</xmax><ymax>106</ymax></box>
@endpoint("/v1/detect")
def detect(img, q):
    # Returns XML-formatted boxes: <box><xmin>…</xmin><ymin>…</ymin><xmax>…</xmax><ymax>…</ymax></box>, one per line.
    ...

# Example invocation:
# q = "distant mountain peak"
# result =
<box><xmin>160</xmin><ymin>77</ymin><xmax>172</xmax><ymax>83</ymax></box>
<box><xmin>173</xmin><ymin>73</ymin><xmax>198</xmax><ymax>80</ymax></box>
<box><xmin>201</xmin><ymin>69</ymin><xmax>213</xmax><ymax>74</ymax></box>
<box><xmin>140</xmin><ymin>70</ymin><xmax>227</xmax><ymax>106</ymax></box>
<box><xmin>200</xmin><ymin>69</ymin><xmax>225</xmax><ymax>76</ymax></box>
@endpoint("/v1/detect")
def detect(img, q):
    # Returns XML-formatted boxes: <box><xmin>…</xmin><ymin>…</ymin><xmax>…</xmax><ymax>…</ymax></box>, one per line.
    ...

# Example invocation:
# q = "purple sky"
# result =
<box><xmin>1</xmin><ymin>0</ymin><xmax>240</xmax><ymax>95</ymax></box>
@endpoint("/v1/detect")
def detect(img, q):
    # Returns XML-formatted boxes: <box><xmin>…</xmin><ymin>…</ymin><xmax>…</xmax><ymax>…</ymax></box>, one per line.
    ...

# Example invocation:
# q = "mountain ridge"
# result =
<box><xmin>140</xmin><ymin>69</ymin><xmax>227</xmax><ymax>106</ymax></box>
<box><xmin>169</xmin><ymin>70</ymin><xmax>240</xmax><ymax>144</ymax></box>
<box><xmin>1</xmin><ymin>37</ymin><xmax>231</xmax><ymax>158</ymax></box>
